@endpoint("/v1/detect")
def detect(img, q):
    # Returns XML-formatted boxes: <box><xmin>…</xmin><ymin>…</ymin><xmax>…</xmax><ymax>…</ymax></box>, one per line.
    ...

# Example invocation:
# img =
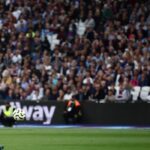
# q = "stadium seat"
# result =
<box><xmin>146</xmin><ymin>95</ymin><xmax>150</xmax><ymax>102</ymax></box>
<box><xmin>131</xmin><ymin>86</ymin><xmax>141</xmax><ymax>102</ymax></box>
<box><xmin>140</xmin><ymin>86</ymin><xmax>150</xmax><ymax>101</ymax></box>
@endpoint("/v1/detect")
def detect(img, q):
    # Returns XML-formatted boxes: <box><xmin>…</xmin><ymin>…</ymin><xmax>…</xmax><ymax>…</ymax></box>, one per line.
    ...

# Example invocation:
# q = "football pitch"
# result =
<box><xmin>0</xmin><ymin>127</ymin><xmax>150</xmax><ymax>150</ymax></box>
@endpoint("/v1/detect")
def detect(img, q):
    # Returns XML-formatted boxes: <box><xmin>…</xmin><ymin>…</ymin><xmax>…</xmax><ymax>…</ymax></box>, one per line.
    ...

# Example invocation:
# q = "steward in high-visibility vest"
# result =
<box><xmin>67</xmin><ymin>99</ymin><xmax>81</xmax><ymax>107</ymax></box>
<box><xmin>0</xmin><ymin>103</ymin><xmax>15</xmax><ymax>127</ymax></box>
<box><xmin>63</xmin><ymin>95</ymin><xmax>82</xmax><ymax>124</ymax></box>
<box><xmin>3</xmin><ymin>106</ymin><xmax>13</xmax><ymax>117</ymax></box>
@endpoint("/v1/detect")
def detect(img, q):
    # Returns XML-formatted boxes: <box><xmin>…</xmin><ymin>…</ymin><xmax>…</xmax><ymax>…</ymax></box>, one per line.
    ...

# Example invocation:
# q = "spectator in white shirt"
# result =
<box><xmin>115</xmin><ymin>84</ymin><xmax>130</xmax><ymax>102</ymax></box>
<box><xmin>83</xmin><ymin>71</ymin><xmax>93</xmax><ymax>85</ymax></box>
<box><xmin>63</xmin><ymin>88</ymin><xmax>74</xmax><ymax>101</ymax></box>
<box><xmin>11</xmin><ymin>50</ymin><xmax>22</xmax><ymax>64</ymax></box>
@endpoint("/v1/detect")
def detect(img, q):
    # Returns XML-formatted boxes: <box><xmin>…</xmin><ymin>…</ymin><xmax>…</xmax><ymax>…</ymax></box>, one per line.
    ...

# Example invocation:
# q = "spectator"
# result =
<box><xmin>115</xmin><ymin>84</ymin><xmax>131</xmax><ymax>102</ymax></box>
<box><xmin>63</xmin><ymin>88</ymin><xmax>74</xmax><ymax>101</ymax></box>
<box><xmin>49</xmin><ymin>87</ymin><xmax>59</xmax><ymax>101</ymax></box>
<box><xmin>57</xmin><ymin>90</ymin><xmax>64</xmax><ymax>101</ymax></box>
<box><xmin>105</xmin><ymin>88</ymin><xmax>116</xmax><ymax>103</ymax></box>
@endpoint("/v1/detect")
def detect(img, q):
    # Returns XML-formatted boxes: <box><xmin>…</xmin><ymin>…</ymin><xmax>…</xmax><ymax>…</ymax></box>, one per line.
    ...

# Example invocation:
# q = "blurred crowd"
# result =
<box><xmin>0</xmin><ymin>0</ymin><xmax>150</xmax><ymax>102</ymax></box>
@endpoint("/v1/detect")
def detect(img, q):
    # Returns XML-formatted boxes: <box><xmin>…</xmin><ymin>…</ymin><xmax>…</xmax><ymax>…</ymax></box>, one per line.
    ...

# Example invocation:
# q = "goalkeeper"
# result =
<box><xmin>0</xmin><ymin>102</ymin><xmax>15</xmax><ymax>127</ymax></box>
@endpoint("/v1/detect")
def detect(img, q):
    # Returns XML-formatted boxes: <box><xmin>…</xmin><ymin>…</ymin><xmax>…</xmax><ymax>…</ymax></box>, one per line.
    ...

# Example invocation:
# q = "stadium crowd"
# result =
<box><xmin>0</xmin><ymin>0</ymin><xmax>150</xmax><ymax>102</ymax></box>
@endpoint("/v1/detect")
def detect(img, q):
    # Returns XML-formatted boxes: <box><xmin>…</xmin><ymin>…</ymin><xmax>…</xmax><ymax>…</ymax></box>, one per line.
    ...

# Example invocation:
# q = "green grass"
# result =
<box><xmin>0</xmin><ymin>128</ymin><xmax>150</xmax><ymax>150</ymax></box>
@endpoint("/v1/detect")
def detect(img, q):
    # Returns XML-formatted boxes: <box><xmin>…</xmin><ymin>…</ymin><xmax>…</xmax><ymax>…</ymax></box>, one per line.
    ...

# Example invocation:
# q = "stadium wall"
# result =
<box><xmin>0</xmin><ymin>101</ymin><xmax>150</xmax><ymax>126</ymax></box>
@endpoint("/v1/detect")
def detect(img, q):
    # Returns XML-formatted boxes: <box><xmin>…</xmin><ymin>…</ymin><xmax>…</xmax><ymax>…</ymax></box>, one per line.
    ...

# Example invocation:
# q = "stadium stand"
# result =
<box><xmin>0</xmin><ymin>0</ymin><xmax>150</xmax><ymax>103</ymax></box>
